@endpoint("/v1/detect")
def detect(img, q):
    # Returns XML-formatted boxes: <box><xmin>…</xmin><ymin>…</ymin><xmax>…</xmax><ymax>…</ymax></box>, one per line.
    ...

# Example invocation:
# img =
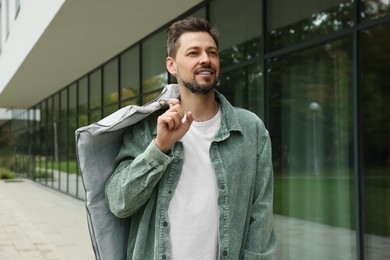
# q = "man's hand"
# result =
<box><xmin>154</xmin><ymin>99</ymin><xmax>193</xmax><ymax>153</ymax></box>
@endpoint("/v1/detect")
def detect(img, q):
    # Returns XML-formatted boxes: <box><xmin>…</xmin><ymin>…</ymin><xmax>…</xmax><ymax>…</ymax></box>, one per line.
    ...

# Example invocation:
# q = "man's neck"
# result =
<box><xmin>179</xmin><ymin>87</ymin><xmax>219</xmax><ymax>122</ymax></box>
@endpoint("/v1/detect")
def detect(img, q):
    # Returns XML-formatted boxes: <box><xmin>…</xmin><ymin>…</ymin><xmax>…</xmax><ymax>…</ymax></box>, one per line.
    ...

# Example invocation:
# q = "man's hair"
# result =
<box><xmin>166</xmin><ymin>17</ymin><xmax>219</xmax><ymax>58</ymax></box>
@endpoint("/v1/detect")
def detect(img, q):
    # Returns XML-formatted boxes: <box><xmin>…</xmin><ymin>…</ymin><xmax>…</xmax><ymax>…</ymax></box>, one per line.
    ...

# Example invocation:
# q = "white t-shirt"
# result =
<box><xmin>168</xmin><ymin>108</ymin><xmax>221</xmax><ymax>260</ymax></box>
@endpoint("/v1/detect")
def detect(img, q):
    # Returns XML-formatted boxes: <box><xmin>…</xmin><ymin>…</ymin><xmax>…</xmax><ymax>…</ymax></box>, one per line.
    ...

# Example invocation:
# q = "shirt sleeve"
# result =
<box><xmin>105</xmin><ymin>122</ymin><xmax>173</xmax><ymax>218</ymax></box>
<box><xmin>243</xmin><ymin>128</ymin><xmax>277</xmax><ymax>260</ymax></box>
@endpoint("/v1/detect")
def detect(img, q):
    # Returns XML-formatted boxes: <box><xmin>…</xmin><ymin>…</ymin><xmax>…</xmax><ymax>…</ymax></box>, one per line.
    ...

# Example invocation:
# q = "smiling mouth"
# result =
<box><xmin>196</xmin><ymin>69</ymin><xmax>214</xmax><ymax>75</ymax></box>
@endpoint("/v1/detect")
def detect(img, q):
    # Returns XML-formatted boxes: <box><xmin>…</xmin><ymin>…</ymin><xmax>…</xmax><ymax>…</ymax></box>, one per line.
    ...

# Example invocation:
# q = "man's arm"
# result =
<box><xmin>105</xmin><ymin>99</ymin><xmax>193</xmax><ymax>218</ymax></box>
<box><xmin>105</xmin><ymin>123</ymin><xmax>173</xmax><ymax>218</ymax></box>
<box><xmin>243</xmin><ymin>130</ymin><xmax>277</xmax><ymax>260</ymax></box>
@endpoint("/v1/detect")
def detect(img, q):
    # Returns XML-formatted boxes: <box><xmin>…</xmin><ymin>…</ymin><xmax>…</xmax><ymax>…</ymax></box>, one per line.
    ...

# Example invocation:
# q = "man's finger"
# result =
<box><xmin>168</xmin><ymin>98</ymin><xmax>181</xmax><ymax>108</ymax></box>
<box><xmin>182</xmin><ymin>111</ymin><xmax>193</xmax><ymax>128</ymax></box>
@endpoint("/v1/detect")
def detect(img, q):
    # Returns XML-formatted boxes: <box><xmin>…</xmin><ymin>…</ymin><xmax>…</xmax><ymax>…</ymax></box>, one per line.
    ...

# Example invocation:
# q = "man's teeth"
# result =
<box><xmin>198</xmin><ymin>71</ymin><xmax>211</xmax><ymax>75</ymax></box>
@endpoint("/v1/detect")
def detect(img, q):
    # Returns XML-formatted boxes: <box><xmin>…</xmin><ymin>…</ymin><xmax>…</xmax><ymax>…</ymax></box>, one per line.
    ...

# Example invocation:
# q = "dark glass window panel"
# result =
<box><xmin>53</xmin><ymin>93</ymin><xmax>60</xmax><ymax>122</ymax></box>
<box><xmin>267</xmin><ymin>0</ymin><xmax>353</xmax><ymax>51</ymax></box>
<box><xmin>47</xmin><ymin>97</ymin><xmax>54</xmax><ymax>124</ymax></box>
<box><xmin>120</xmin><ymin>46</ymin><xmax>140</xmax><ymax>106</ymax></box>
<box><xmin>60</xmin><ymin>88</ymin><xmax>67</xmax><ymax>117</ymax></box>
<box><xmin>121</xmin><ymin>97</ymin><xmax>139</xmax><ymax>107</ymax></box>
<box><xmin>104</xmin><ymin>103</ymin><xmax>119</xmax><ymax>118</ymax></box>
<box><xmin>267</xmin><ymin>37</ymin><xmax>356</xmax><ymax>258</ymax></box>
<box><xmin>142</xmin><ymin>91</ymin><xmax>162</xmax><ymax>105</ymax></box>
<box><xmin>78</xmin><ymin>76</ymin><xmax>88</xmax><ymax>127</ymax></box>
<box><xmin>218</xmin><ymin>61</ymin><xmax>263</xmax><ymax>118</ymax></box>
<box><xmin>142</xmin><ymin>30</ymin><xmax>167</xmax><ymax>98</ymax></box>
<box><xmin>103</xmin><ymin>58</ymin><xmax>119</xmax><ymax>109</ymax></box>
<box><xmin>89</xmin><ymin>108</ymin><xmax>102</xmax><ymax>124</ymax></box>
<box><xmin>219</xmin><ymin>37</ymin><xmax>262</xmax><ymax>68</ymax></box>
<box><xmin>69</xmin><ymin>83</ymin><xmax>77</xmax><ymax>118</ymax></box>
<box><xmin>68</xmin><ymin>83</ymin><xmax>77</xmax><ymax>174</ymax></box>
<box><xmin>40</xmin><ymin>101</ymin><xmax>47</xmax><ymax>124</ymax></box>
<box><xmin>211</xmin><ymin>0</ymin><xmax>262</xmax><ymax>65</ymax></box>
<box><xmin>89</xmin><ymin>69</ymin><xmax>102</xmax><ymax>122</ymax></box>
<box><xmin>90</xmin><ymin>69</ymin><xmax>102</xmax><ymax>110</ymax></box>
<box><xmin>210</xmin><ymin>0</ymin><xmax>263</xmax><ymax>117</ymax></box>
<box><xmin>361</xmin><ymin>22</ymin><xmax>390</xmax><ymax>260</ymax></box>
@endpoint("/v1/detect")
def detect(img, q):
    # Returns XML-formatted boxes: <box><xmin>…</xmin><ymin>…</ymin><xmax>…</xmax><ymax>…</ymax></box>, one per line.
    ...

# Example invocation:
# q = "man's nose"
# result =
<box><xmin>199</xmin><ymin>52</ymin><xmax>210</xmax><ymax>65</ymax></box>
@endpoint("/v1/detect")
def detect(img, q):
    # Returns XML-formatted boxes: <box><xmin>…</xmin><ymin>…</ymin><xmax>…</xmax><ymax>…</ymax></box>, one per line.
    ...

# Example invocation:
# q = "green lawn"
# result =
<box><xmin>274</xmin><ymin>173</ymin><xmax>389</xmax><ymax>236</ymax></box>
<box><xmin>36</xmin><ymin>160</ymin><xmax>78</xmax><ymax>174</ymax></box>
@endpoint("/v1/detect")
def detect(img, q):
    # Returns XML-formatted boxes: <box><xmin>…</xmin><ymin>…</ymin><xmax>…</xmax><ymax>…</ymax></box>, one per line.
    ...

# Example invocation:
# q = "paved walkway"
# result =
<box><xmin>1</xmin><ymin>178</ymin><xmax>389</xmax><ymax>260</ymax></box>
<box><xmin>0</xmin><ymin>179</ymin><xmax>95</xmax><ymax>260</ymax></box>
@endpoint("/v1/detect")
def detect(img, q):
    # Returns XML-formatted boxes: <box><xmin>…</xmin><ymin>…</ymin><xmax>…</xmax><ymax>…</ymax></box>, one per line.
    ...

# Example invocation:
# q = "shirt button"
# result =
<box><xmin>162</xmin><ymin>256</ymin><xmax>167</xmax><ymax>259</ymax></box>
<box><xmin>223</xmin><ymin>250</ymin><xmax>228</xmax><ymax>257</ymax></box>
<box><xmin>163</xmin><ymin>221</ymin><xmax>168</xmax><ymax>227</ymax></box>
<box><xmin>168</xmin><ymin>190</ymin><xmax>172</xmax><ymax>195</ymax></box>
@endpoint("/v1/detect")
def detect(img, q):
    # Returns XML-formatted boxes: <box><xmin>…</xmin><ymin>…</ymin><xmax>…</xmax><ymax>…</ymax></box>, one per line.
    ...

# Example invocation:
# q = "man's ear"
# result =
<box><xmin>166</xmin><ymin>56</ymin><xmax>176</xmax><ymax>75</ymax></box>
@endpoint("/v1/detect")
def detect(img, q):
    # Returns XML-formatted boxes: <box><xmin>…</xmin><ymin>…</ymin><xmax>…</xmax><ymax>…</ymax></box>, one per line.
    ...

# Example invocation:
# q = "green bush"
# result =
<box><xmin>0</xmin><ymin>167</ymin><xmax>16</xmax><ymax>180</ymax></box>
<box><xmin>0</xmin><ymin>156</ymin><xmax>15</xmax><ymax>169</ymax></box>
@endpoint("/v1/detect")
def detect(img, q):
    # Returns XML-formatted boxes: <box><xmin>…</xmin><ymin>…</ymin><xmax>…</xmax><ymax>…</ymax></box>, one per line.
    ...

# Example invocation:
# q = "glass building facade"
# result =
<box><xmin>0</xmin><ymin>0</ymin><xmax>389</xmax><ymax>259</ymax></box>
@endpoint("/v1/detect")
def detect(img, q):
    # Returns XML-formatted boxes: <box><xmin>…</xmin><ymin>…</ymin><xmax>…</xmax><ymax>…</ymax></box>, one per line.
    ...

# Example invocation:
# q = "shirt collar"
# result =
<box><xmin>214</xmin><ymin>90</ymin><xmax>243</xmax><ymax>142</ymax></box>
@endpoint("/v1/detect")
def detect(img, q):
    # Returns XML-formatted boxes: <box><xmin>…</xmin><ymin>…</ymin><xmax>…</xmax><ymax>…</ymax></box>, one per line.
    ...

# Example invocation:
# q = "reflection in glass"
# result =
<box><xmin>120</xmin><ymin>46</ymin><xmax>140</xmax><ymax>106</ymax></box>
<box><xmin>142</xmin><ymin>30</ymin><xmax>167</xmax><ymax>101</ymax></box>
<box><xmin>361</xmin><ymin>0</ymin><xmax>390</xmax><ymax>21</ymax></box>
<box><xmin>78</xmin><ymin>76</ymin><xmax>88</xmax><ymax>127</ymax></box>
<box><xmin>90</xmin><ymin>108</ymin><xmax>102</xmax><ymax>124</ymax></box>
<box><xmin>47</xmin><ymin>97</ymin><xmax>56</xmax><ymax>187</ymax></box>
<box><xmin>68</xmin><ymin>83</ymin><xmax>79</xmax><ymax>197</ymax></box>
<box><xmin>218</xmin><ymin>61</ymin><xmax>263</xmax><ymax>117</ymax></box>
<box><xmin>121</xmin><ymin>98</ymin><xmax>139</xmax><ymax>107</ymax></box>
<box><xmin>89</xmin><ymin>69</ymin><xmax>102</xmax><ymax>123</ymax></box>
<box><xmin>67</xmin><ymin>83</ymin><xmax>78</xmax><ymax>165</ymax></box>
<box><xmin>51</xmin><ymin>94</ymin><xmax>60</xmax><ymax>189</ymax></box>
<box><xmin>53</xmin><ymin>93</ymin><xmax>59</xmax><ymax>125</ymax></box>
<box><xmin>31</xmin><ymin>106</ymin><xmax>40</xmax><ymax>181</ymax></box>
<box><xmin>211</xmin><ymin>0</ymin><xmax>261</xmax><ymax>58</ymax></box>
<box><xmin>58</xmin><ymin>119</ymin><xmax>67</xmax><ymax>192</ymax></box>
<box><xmin>210</xmin><ymin>0</ymin><xmax>263</xmax><ymax>117</ymax></box>
<box><xmin>103</xmin><ymin>58</ymin><xmax>119</xmax><ymax>114</ymax></box>
<box><xmin>268</xmin><ymin>37</ymin><xmax>356</xmax><ymax>259</ymax></box>
<box><xmin>90</xmin><ymin>69</ymin><xmax>102</xmax><ymax>110</ymax></box>
<box><xmin>57</xmin><ymin>89</ymin><xmax>68</xmax><ymax>192</ymax></box>
<box><xmin>37</xmin><ymin>102</ymin><xmax>47</xmax><ymax>183</ymax></box>
<box><xmin>267</xmin><ymin>0</ymin><xmax>353</xmax><ymax>51</ymax></box>
<box><xmin>142</xmin><ymin>91</ymin><xmax>162</xmax><ymax>105</ymax></box>
<box><xmin>361</xmin><ymin>23</ymin><xmax>390</xmax><ymax>260</ymax></box>
<box><xmin>104</xmin><ymin>104</ymin><xmax>119</xmax><ymax>119</ymax></box>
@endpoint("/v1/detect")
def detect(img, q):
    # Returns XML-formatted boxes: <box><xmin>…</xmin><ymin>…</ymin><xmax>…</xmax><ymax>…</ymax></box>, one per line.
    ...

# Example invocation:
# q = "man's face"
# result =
<box><xmin>166</xmin><ymin>32</ymin><xmax>220</xmax><ymax>95</ymax></box>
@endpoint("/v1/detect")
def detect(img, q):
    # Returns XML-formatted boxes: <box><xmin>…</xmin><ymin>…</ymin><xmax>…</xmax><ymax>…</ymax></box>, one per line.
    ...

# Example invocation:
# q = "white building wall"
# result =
<box><xmin>0</xmin><ymin>0</ymin><xmax>65</xmax><ymax>96</ymax></box>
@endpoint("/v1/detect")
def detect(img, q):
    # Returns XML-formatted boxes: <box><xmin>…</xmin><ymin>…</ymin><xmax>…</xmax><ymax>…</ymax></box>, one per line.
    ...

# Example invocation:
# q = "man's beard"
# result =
<box><xmin>175</xmin><ymin>65</ymin><xmax>218</xmax><ymax>95</ymax></box>
<box><xmin>182</xmin><ymin>78</ymin><xmax>217</xmax><ymax>95</ymax></box>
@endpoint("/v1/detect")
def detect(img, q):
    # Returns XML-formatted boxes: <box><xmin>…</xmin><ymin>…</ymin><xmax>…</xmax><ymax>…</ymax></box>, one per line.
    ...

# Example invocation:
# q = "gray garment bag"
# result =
<box><xmin>75</xmin><ymin>84</ymin><xmax>179</xmax><ymax>260</ymax></box>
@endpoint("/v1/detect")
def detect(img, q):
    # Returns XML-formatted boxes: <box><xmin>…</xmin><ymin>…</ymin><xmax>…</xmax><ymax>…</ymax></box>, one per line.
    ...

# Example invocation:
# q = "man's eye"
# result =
<box><xmin>188</xmin><ymin>52</ymin><xmax>197</xmax><ymax>56</ymax></box>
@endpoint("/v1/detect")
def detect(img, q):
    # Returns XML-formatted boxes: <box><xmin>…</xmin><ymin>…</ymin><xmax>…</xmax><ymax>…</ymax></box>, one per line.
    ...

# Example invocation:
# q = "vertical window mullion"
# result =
<box><xmin>353</xmin><ymin>1</ymin><xmax>365</xmax><ymax>259</ymax></box>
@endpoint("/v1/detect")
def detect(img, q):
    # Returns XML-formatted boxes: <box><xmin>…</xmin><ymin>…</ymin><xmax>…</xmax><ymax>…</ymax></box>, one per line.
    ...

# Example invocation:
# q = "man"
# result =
<box><xmin>105</xmin><ymin>17</ymin><xmax>276</xmax><ymax>260</ymax></box>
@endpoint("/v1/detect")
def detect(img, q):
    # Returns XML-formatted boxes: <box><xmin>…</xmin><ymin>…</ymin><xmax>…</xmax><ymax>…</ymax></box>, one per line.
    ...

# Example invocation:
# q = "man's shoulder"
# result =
<box><xmin>234</xmin><ymin>107</ymin><xmax>264</xmax><ymax>124</ymax></box>
<box><xmin>230</xmin><ymin>107</ymin><xmax>269</xmax><ymax>137</ymax></box>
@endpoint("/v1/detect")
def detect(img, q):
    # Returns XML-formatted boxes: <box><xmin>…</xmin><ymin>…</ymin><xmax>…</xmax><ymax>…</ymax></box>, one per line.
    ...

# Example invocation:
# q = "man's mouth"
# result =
<box><xmin>196</xmin><ymin>69</ymin><xmax>214</xmax><ymax>75</ymax></box>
